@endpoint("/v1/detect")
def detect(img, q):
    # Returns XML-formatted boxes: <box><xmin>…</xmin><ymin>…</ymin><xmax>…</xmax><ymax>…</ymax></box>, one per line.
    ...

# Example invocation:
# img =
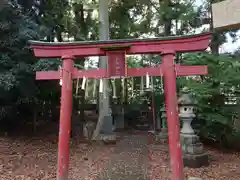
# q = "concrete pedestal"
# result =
<box><xmin>181</xmin><ymin>134</ymin><xmax>209</xmax><ymax>168</ymax></box>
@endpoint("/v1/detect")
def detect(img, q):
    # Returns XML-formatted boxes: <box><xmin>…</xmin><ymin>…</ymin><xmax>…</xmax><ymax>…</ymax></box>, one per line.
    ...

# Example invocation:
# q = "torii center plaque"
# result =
<box><xmin>212</xmin><ymin>0</ymin><xmax>240</xmax><ymax>30</ymax></box>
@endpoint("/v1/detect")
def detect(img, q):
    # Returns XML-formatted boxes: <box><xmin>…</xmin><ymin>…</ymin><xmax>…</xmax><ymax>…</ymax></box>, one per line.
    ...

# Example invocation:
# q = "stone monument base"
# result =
<box><xmin>183</xmin><ymin>153</ymin><xmax>209</xmax><ymax>168</ymax></box>
<box><xmin>100</xmin><ymin>134</ymin><xmax>117</xmax><ymax>145</ymax></box>
<box><xmin>99</xmin><ymin>115</ymin><xmax>117</xmax><ymax>145</ymax></box>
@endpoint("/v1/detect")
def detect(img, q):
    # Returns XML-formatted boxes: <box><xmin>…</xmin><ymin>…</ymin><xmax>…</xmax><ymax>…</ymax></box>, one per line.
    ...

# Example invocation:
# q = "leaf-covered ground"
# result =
<box><xmin>149</xmin><ymin>141</ymin><xmax>240</xmax><ymax>180</ymax></box>
<box><xmin>0</xmin><ymin>132</ymin><xmax>240</xmax><ymax>180</ymax></box>
<box><xmin>0</xmin><ymin>134</ymin><xmax>114</xmax><ymax>180</ymax></box>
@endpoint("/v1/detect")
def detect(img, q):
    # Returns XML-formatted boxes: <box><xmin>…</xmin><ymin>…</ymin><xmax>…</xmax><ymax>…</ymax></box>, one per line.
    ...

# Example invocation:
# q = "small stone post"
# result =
<box><xmin>178</xmin><ymin>88</ymin><xmax>208</xmax><ymax>168</ymax></box>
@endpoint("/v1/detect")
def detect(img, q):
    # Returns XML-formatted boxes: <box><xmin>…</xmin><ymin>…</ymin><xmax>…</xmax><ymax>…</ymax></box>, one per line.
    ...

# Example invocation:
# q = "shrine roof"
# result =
<box><xmin>29</xmin><ymin>32</ymin><xmax>211</xmax><ymax>46</ymax></box>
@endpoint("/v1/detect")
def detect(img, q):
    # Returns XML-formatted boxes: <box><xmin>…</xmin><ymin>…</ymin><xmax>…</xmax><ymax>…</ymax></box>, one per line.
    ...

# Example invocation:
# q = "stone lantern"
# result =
<box><xmin>160</xmin><ymin>106</ymin><xmax>168</xmax><ymax>133</ymax></box>
<box><xmin>178</xmin><ymin>88</ymin><xmax>196</xmax><ymax>134</ymax></box>
<box><xmin>155</xmin><ymin>105</ymin><xmax>168</xmax><ymax>144</ymax></box>
<box><xmin>178</xmin><ymin>87</ymin><xmax>208</xmax><ymax>168</ymax></box>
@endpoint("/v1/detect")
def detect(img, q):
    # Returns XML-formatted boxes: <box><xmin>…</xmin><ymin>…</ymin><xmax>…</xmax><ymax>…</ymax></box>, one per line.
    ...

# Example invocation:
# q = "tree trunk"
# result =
<box><xmin>92</xmin><ymin>0</ymin><xmax>110</xmax><ymax>140</ymax></box>
<box><xmin>33</xmin><ymin>108</ymin><xmax>37</xmax><ymax>133</ymax></box>
<box><xmin>124</xmin><ymin>78</ymin><xmax>128</xmax><ymax>104</ymax></box>
<box><xmin>56</xmin><ymin>29</ymin><xmax>63</xmax><ymax>42</ymax></box>
<box><xmin>209</xmin><ymin>0</ymin><xmax>220</xmax><ymax>54</ymax></box>
<box><xmin>162</xmin><ymin>0</ymin><xmax>172</xmax><ymax>36</ymax></box>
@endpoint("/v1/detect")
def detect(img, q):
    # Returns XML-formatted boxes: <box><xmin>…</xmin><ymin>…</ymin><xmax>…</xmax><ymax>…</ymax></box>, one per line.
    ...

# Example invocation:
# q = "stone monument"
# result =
<box><xmin>178</xmin><ymin>87</ymin><xmax>208</xmax><ymax>168</ymax></box>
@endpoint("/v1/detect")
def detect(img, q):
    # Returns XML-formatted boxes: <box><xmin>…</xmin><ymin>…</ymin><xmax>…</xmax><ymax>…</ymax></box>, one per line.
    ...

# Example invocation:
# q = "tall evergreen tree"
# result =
<box><xmin>0</xmin><ymin>0</ymin><xmax>40</xmax><ymax>127</ymax></box>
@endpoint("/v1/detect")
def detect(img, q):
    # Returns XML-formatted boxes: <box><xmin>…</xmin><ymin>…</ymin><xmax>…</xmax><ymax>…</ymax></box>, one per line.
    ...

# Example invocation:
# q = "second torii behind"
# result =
<box><xmin>30</xmin><ymin>32</ymin><xmax>211</xmax><ymax>180</ymax></box>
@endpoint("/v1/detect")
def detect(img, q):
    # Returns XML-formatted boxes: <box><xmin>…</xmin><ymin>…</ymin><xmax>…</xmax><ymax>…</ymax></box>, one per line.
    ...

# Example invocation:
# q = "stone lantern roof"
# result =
<box><xmin>178</xmin><ymin>87</ymin><xmax>196</xmax><ymax>106</ymax></box>
<box><xmin>160</xmin><ymin>106</ymin><xmax>166</xmax><ymax>112</ymax></box>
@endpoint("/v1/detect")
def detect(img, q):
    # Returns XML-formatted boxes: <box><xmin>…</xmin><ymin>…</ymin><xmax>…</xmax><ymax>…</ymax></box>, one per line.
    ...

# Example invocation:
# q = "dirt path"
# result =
<box><xmin>94</xmin><ymin>134</ymin><xmax>149</xmax><ymax>180</ymax></box>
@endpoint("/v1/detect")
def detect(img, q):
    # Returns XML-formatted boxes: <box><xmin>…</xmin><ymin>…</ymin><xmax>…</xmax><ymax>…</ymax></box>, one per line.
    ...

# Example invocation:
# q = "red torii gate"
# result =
<box><xmin>30</xmin><ymin>32</ymin><xmax>211</xmax><ymax>180</ymax></box>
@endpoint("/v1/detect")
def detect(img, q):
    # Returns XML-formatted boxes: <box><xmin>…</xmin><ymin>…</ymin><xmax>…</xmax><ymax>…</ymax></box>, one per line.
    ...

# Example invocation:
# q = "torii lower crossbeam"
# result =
<box><xmin>36</xmin><ymin>65</ymin><xmax>207</xmax><ymax>80</ymax></box>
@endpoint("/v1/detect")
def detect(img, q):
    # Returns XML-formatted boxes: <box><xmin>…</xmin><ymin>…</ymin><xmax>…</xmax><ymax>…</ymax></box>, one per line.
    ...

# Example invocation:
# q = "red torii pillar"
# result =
<box><xmin>30</xmin><ymin>32</ymin><xmax>211</xmax><ymax>180</ymax></box>
<box><xmin>162</xmin><ymin>50</ymin><xmax>183</xmax><ymax>178</ymax></box>
<box><xmin>57</xmin><ymin>55</ymin><xmax>74</xmax><ymax>180</ymax></box>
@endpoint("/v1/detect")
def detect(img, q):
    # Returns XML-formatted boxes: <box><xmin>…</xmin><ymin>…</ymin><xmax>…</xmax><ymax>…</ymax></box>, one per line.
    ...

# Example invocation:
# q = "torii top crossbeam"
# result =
<box><xmin>30</xmin><ymin>33</ymin><xmax>211</xmax><ymax>80</ymax></box>
<box><xmin>30</xmin><ymin>32</ymin><xmax>211</xmax><ymax>58</ymax></box>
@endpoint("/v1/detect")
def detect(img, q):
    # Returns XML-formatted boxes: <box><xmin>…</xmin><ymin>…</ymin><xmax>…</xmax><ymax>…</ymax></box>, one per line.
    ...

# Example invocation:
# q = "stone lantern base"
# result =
<box><xmin>155</xmin><ymin>128</ymin><xmax>168</xmax><ymax>144</ymax></box>
<box><xmin>183</xmin><ymin>153</ymin><xmax>208</xmax><ymax>168</ymax></box>
<box><xmin>181</xmin><ymin>134</ymin><xmax>209</xmax><ymax>168</ymax></box>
